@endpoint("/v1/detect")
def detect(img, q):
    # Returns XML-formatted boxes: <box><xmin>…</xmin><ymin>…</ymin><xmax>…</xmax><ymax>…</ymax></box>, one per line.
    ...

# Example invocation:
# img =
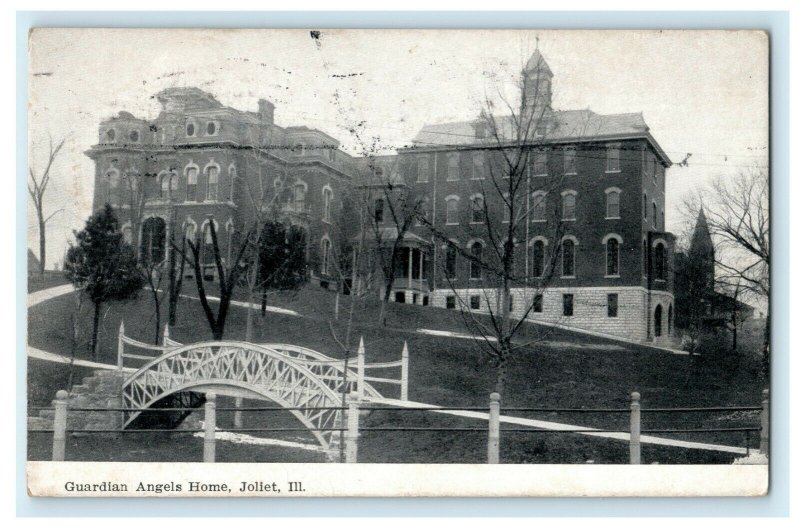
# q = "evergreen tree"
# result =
<box><xmin>63</xmin><ymin>204</ymin><xmax>144</xmax><ymax>358</ymax></box>
<box><xmin>258</xmin><ymin>222</ymin><xmax>308</xmax><ymax>315</ymax></box>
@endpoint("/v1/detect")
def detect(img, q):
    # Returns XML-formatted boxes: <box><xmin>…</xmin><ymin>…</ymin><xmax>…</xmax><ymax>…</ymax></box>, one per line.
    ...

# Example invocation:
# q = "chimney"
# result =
<box><xmin>258</xmin><ymin>99</ymin><xmax>275</xmax><ymax>125</ymax></box>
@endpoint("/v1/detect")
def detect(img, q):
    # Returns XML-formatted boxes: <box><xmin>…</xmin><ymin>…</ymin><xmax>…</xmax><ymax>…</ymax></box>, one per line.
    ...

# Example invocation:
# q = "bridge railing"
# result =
<box><xmin>116</xmin><ymin>322</ymin><xmax>177</xmax><ymax>370</ymax></box>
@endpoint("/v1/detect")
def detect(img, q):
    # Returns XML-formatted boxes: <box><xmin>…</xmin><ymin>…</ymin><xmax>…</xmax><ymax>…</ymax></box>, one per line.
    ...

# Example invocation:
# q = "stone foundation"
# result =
<box><xmin>432</xmin><ymin>286</ymin><xmax>675</xmax><ymax>344</ymax></box>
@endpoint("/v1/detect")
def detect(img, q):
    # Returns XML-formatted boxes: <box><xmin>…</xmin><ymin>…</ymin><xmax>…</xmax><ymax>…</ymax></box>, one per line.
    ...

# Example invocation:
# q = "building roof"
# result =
<box><xmin>524</xmin><ymin>49</ymin><xmax>552</xmax><ymax>76</ymax></box>
<box><xmin>410</xmin><ymin>109</ymin><xmax>670</xmax><ymax>164</ymax></box>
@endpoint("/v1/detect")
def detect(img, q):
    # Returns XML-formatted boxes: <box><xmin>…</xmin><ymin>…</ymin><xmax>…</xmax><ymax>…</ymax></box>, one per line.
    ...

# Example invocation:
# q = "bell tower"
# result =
<box><xmin>522</xmin><ymin>48</ymin><xmax>553</xmax><ymax>120</ymax></box>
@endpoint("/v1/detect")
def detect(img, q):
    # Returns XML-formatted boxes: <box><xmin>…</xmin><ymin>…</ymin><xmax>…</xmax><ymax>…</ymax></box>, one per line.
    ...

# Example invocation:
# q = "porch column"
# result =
<box><xmin>418</xmin><ymin>248</ymin><xmax>424</xmax><ymax>280</ymax></box>
<box><xmin>407</xmin><ymin>248</ymin><xmax>413</xmax><ymax>288</ymax></box>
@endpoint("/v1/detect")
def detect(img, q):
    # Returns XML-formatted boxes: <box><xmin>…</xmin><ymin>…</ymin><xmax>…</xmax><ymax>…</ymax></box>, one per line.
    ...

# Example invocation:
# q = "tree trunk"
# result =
<box><xmin>90</xmin><ymin>301</ymin><xmax>101</xmax><ymax>359</ymax></box>
<box><xmin>762</xmin><ymin>311</ymin><xmax>770</xmax><ymax>377</ymax></box>
<box><xmin>38</xmin><ymin>215</ymin><xmax>46</xmax><ymax>276</ymax></box>
<box><xmin>494</xmin><ymin>357</ymin><xmax>507</xmax><ymax>397</ymax></box>
<box><xmin>152</xmin><ymin>286</ymin><xmax>161</xmax><ymax>345</ymax></box>
<box><xmin>245</xmin><ymin>289</ymin><xmax>255</xmax><ymax>341</ymax></box>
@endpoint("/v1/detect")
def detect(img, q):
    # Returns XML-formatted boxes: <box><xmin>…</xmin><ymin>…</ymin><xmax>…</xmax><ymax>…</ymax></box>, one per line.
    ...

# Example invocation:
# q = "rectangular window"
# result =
<box><xmin>470</xmin><ymin>295</ymin><xmax>481</xmax><ymax>310</ymax></box>
<box><xmin>417</xmin><ymin>158</ymin><xmax>429</xmax><ymax>183</ymax></box>
<box><xmin>447</xmin><ymin>156</ymin><xmax>459</xmax><ymax>181</ymax></box>
<box><xmin>564</xmin><ymin>148</ymin><xmax>577</xmax><ymax>175</ymax></box>
<box><xmin>532</xmin><ymin>193</ymin><xmax>546</xmax><ymax>222</ymax></box>
<box><xmin>606</xmin><ymin>191</ymin><xmax>620</xmax><ymax>218</ymax></box>
<box><xmin>562</xmin><ymin>294</ymin><xmax>574</xmax><ymax>317</ymax></box>
<box><xmin>446</xmin><ymin>295</ymin><xmax>456</xmax><ymax>310</ymax></box>
<box><xmin>606</xmin><ymin>146</ymin><xmax>620</xmax><ymax>172</ymax></box>
<box><xmin>445</xmin><ymin>199</ymin><xmax>459</xmax><ymax>224</ymax></box>
<box><xmin>562</xmin><ymin>194</ymin><xmax>576</xmax><ymax>221</ymax></box>
<box><xmin>472</xmin><ymin>154</ymin><xmax>484</xmax><ymax>180</ymax></box>
<box><xmin>445</xmin><ymin>246</ymin><xmax>457</xmax><ymax>279</ymax></box>
<box><xmin>533</xmin><ymin>151</ymin><xmax>547</xmax><ymax>176</ymax></box>
<box><xmin>533</xmin><ymin>294</ymin><xmax>543</xmax><ymax>313</ymax></box>
<box><xmin>607</xmin><ymin>293</ymin><xmax>618</xmax><ymax>317</ymax></box>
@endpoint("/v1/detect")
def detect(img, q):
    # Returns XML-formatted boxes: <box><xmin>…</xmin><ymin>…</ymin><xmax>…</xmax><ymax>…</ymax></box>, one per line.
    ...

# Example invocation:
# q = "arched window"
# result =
<box><xmin>605</xmin><ymin>236</ymin><xmax>620</xmax><ymax>276</ymax></box>
<box><xmin>668</xmin><ymin>304</ymin><xmax>674</xmax><ymax>336</ymax></box>
<box><xmin>105</xmin><ymin>169</ymin><xmax>120</xmax><ymax>205</ymax></box>
<box><xmin>129</xmin><ymin>130</ymin><xmax>140</xmax><ymax>142</ymax></box>
<box><xmin>322</xmin><ymin>186</ymin><xmax>333</xmax><ymax>223</ymax></box>
<box><xmin>184</xmin><ymin>221</ymin><xmax>197</xmax><ymax>242</ymax></box>
<box><xmin>562</xmin><ymin>238</ymin><xmax>576</xmax><ymax>277</ymax></box>
<box><xmin>652</xmin><ymin>203</ymin><xmax>658</xmax><ymax>229</ymax></box>
<box><xmin>643</xmin><ymin>193</ymin><xmax>648</xmax><ymax>220</ymax></box>
<box><xmin>293</xmin><ymin>183</ymin><xmax>306</xmax><ymax>211</ymax></box>
<box><xmin>444</xmin><ymin>244</ymin><xmax>457</xmax><ymax>279</ymax></box>
<box><xmin>374</xmin><ymin>198</ymin><xmax>384</xmax><ymax>223</ymax></box>
<box><xmin>160</xmin><ymin>173</ymin><xmax>171</xmax><ymax>198</ymax></box>
<box><xmin>206</xmin><ymin>166</ymin><xmax>219</xmax><ymax>201</ymax></box>
<box><xmin>654</xmin><ymin>304</ymin><xmax>663</xmax><ymax>337</ymax></box>
<box><xmin>532</xmin><ymin>239</ymin><xmax>545</xmax><ymax>278</ymax></box>
<box><xmin>416</xmin><ymin>197</ymin><xmax>430</xmax><ymax>226</ymax></box>
<box><xmin>470</xmin><ymin>194</ymin><xmax>485</xmax><ymax>223</ymax></box>
<box><xmin>186</xmin><ymin>166</ymin><xmax>198</xmax><ymax>201</ymax></box>
<box><xmin>532</xmin><ymin>192</ymin><xmax>547</xmax><ymax>222</ymax></box>
<box><xmin>186</xmin><ymin>121</ymin><xmax>196</xmax><ymax>137</ymax></box>
<box><xmin>201</xmin><ymin>222</ymin><xmax>216</xmax><ymax>266</ymax></box>
<box><xmin>140</xmin><ymin>217</ymin><xmax>166</xmax><ymax>267</ymax></box>
<box><xmin>321</xmin><ymin>237</ymin><xmax>332</xmax><ymax>275</ymax></box>
<box><xmin>445</xmin><ymin>196</ymin><xmax>459</xmax><ymax>225</ymax></box>
<box><xmin>105</xmin><ymin>129</ymin><xmax>116</xmax><ymax>142</ymax></box>
<box><xmin>228</xmin><ymin>166</ymin><xmax>237</xmax><ymax>202</ymax></box>
<box><xmin>654</xmin><ymin>242</ymin><xmax>666</xmax><ymax>280</ymax></box>
<box><xmin>642</xmin><ymin>239</ymin><xmax>648</xmax><ymax>276</ymax></box>
<box><xmin>207</xmin><ymin>121</ymin><xmax>217</xmax><ymax>135</ymax></box>
<box><xmin>447</xmin><ymin>154</ymin><xmax>459</xmax><ymax>181</ymax></box>
<box><xmin>561</xmin><ymin>191</ymin><xmax>576</xmax><ymax>220</ymax></box>
<box><xmin>122</xmin><ymin>226</ymin><xmax>133</xmax><ymax>245</ymax></box>
<box><xmin>605</xmin><ymin>188</ymin><xmax>621</xmax><ymax>218</ymax></box>
<box><xmin>469</xmin><ymin>241</ymin><xmax>483</xmax><ymax>280</ymax></box>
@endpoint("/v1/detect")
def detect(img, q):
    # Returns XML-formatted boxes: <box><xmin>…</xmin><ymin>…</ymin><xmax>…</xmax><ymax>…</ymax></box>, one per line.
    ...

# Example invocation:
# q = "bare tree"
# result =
<box><xmin>418</xmin><ymin>52</ymin><xmax>577</xmax><ymax>396</ymax></box>
<box><xmin>683</xmin><ymin>167</ymin><xmax>769</xmax><ymax>366</ymax></box>
<box><xmin>357</xmin><ymin>158</ymin><xmax>425</xmax><ymax>325</ymax></box>
<box><xmin>28</xmin><ymin>136</ymin><xmax>66</xmax><ymax>276</ymax></box>
<box><xmin>174</xmin><ymin>218</ymin><xmax>253</xmax><ymax>341</ymax></box>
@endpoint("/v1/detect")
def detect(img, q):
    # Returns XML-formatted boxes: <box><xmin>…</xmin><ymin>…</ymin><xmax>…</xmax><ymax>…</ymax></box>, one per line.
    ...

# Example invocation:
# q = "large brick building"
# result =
<box><xmin>87</xmin><ymin>50</ymin><xmax>676</xmax><ymax>344</ymax></box>
<box><xmin>86</xmin><ymin>87</ymin><xmax>358</xmax><ymax>285</ymax></box>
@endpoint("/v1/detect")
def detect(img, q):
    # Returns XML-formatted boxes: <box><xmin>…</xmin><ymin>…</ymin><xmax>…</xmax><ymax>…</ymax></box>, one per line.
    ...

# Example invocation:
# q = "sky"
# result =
<box><xmin>27</xmin><ymin>29</ymin><xmax>768</xmax><ymax>269</ymax></box>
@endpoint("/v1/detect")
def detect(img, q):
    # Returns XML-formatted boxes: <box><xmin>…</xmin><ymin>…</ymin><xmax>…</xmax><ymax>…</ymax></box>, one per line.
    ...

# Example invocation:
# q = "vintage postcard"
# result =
<box><xmin>26</xmin><ymin>28</ymin><xmax>770</xmax><ymax>497</ymax></box>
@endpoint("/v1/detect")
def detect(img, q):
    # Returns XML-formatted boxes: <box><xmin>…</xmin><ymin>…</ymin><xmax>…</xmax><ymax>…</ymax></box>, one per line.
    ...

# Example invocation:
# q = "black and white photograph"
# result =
<box><xmin>25</xmin><ymin>28</ymin><xmax>770</xmax><ymax>497</ymax></box>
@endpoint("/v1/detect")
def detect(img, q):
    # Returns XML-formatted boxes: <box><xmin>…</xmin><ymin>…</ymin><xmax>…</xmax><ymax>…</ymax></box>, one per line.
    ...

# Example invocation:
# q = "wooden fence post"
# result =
<box><xmin>629</xmin><ymin>391</ymin><xmax>641</xmax><ymax>465</ymax></box>
<box><xmin>117</xmin><ymin>321</ymin><xmax>125</xmax><ymax>371</ymax></box>
<box><xmin>203</xmin><ymin>392</ymin><xmax>216</xmax><ymax>463</ymax></box>
<box><xmin>345</xmin><ymin>391</ymin><xmax>360</xmax><ymax>463</ymax></box>
<box><xmin>52</xmin><ymin>390</ymin><xmax>69</xmax><ymax>462</ymax></box>
<box><xmin>760</xmin><ymin>388</ymin><xmax>769</xmax><ymax>457</ymax></box>
<box><xmin>357</xmin><ymin>337</ymin><xmax>365</xmax><ymax>399</ymax></box>
<box><xmin>488</xmin><ymin>392</ymin><xmax>500</xmax><ymax>464</ymax></box>
<box><xmin>400</xmin><ymin>341</ymin><xmax>409</xmax><ymax>401</ymax></box>
<box><xmin>233</xmin><ymin>397</ymin><xmax>243</xmax><ymax>429</ymax></box>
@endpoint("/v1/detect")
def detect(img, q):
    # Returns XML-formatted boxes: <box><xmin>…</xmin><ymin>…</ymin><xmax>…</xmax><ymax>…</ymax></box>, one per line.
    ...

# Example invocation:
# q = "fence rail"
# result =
<box><xmin>38</xmin><ymin>388</ymin><xmax>769</xmax><ymax>464</ymax></box>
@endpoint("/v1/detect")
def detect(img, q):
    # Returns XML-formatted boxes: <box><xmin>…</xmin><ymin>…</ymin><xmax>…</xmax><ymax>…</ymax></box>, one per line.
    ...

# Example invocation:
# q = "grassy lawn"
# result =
<box><xmin>27</xmin><ymin>283</ymin><xmax>766</xmax><ymax>464</ymax></box>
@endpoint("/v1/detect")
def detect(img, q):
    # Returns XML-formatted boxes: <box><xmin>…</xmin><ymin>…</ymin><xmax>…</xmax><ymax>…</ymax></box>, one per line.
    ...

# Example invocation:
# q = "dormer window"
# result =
<box><xmin>186</xmin><ymin>122</ymin><xmax>196</xmax><ymax>137</ymax></box>
<box><xmin>129</xmin><ymin>130</ymin><xmax>139</xmax><ymax>142</ymax></box>
<box><xmin>106</xmin><ymin>129</ymin><xmax>116</xmax><ymax>142</ymax></box>
<box><xmin>207</xmin><ymin>122</ymin><xmax>216</xmax><ymax>135</ymax></box>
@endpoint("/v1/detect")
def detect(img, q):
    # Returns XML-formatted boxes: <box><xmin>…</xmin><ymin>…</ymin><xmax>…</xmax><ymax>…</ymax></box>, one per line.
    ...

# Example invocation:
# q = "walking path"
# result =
<box><xmin>27</xmin><ymin>284</ymin><xmax>746</xmax><ymax>456</ymax></box>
